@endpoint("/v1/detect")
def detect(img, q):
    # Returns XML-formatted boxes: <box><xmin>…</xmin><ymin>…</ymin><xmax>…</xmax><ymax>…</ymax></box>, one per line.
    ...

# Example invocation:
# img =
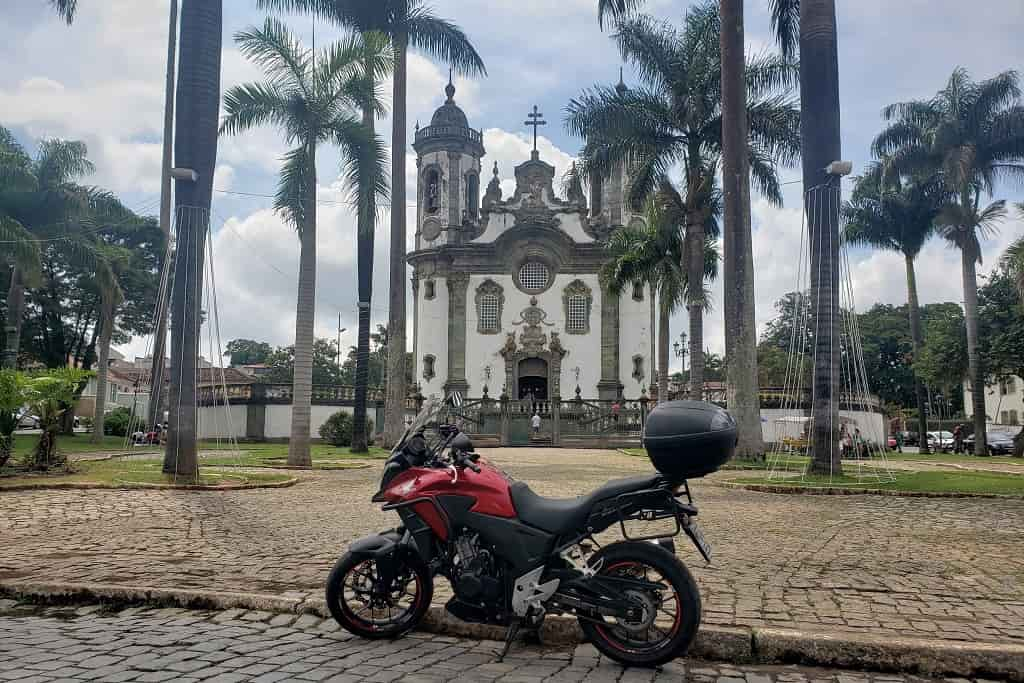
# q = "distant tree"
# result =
<box><xmin>1003</xmin><ymin>204</ymin><xmax>1024</xmax><ymax>305</ymax></box>
<box><xmin>916</xmin><ymin>303</ymin><xmax>968</xmax><ymax>405</ymax></box>
<box><xmin>263</xmin><ymin>338</ymin><xmax>345</xmax><ymax>386</ymax></box>
<box><xmin>224</xmin><ymin>339</ymin><xmax>274</xmax><ymax>366</ymax></box>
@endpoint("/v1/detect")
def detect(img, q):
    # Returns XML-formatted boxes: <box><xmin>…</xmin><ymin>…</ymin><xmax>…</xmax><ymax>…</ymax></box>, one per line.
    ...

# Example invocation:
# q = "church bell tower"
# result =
<box><xmin>413</xmin><ymin>76</ymin><xmax>486</xmax><ymax>248</ymax></box>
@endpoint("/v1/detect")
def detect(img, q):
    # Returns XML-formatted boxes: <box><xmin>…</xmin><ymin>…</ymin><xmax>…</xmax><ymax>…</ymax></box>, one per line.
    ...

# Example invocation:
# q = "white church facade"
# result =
<box><xmin>409</xmin><ymin>81</ymin><xmax>654</xmax><ymax>402</ymax></box>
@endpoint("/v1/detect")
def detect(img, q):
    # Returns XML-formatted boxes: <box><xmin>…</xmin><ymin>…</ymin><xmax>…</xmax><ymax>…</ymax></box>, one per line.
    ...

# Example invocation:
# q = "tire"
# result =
<box><xmin>578</xmin><ymin>540</ymin><xmax>701</xmax><ymax>667</ymax></box>
<box><xmin>325</xmin><ymin>550</ymin><xmax>432</xmax><ymax>640</ymax></box>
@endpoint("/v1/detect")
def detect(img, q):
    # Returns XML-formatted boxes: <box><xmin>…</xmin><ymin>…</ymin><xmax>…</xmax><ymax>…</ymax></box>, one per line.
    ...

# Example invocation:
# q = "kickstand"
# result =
<box><xmin>497</xmin><ymin>619</ymin><xmax>521</xmax><ymax>662</ymax></box>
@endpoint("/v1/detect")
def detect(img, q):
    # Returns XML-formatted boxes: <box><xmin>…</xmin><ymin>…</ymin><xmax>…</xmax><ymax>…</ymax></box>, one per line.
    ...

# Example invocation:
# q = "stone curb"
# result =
<box><xmin>0</xmin><ymin>476</ymin><xmax>299</xmax><ymax>493</ymax></box>
<box><xmin>718</xmin><ymin>480</ymin><xmax>1024</xmax><ymax>500</ymax></box>
<box><xmin>2</xmin><ymin>580</ymin><xmax>1021</xmax><ymax>680</ymax></box>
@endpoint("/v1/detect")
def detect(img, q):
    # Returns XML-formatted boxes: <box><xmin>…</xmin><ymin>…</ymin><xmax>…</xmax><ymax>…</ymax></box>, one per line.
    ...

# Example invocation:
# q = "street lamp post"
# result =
<box><xmin>336</xmin><ymin>315</ymin><xmax>347</xmax><ymax>371</ymax></box>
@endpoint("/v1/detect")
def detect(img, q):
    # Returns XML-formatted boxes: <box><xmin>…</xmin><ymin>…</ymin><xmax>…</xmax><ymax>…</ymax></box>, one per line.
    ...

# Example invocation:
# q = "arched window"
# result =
<box><xmin>475</xmin><ymin>279</ymin><xmax>504</xmax><ymax>334</ymax></box>
<box><xmin>424</xmin><ymin>168</ymin><xmax>440</xmax><ymax>214</ymax></box>
<box><xmin>562</xmin><ymin>279</ymin><xmax>593</xmax><ymax>335</ymax></box>
<box><xmin>632</xmin><ymin>282</ymin><xmax>645</xmax><ymax>301</ymax></box>
<box><xmin>422</xmin><ymin>355</ymin><xmax>436</xmax><ymax>382</ymax></box>
<box><xmin>466</xmin><ymin>172</ymin><xmax>479</xmax><ymax>220</ymax></box>
<box><xmin>424</xmin><ymin>279</ymin><xmax>436</xmax><ymax>300</ymax></box>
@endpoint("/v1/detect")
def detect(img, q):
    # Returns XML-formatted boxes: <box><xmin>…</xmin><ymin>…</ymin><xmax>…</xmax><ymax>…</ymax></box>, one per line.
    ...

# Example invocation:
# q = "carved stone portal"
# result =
<box><xmin>501</xmin><ymin>297</ymin><xmax>568</xmax><ymax>397</ymax></box>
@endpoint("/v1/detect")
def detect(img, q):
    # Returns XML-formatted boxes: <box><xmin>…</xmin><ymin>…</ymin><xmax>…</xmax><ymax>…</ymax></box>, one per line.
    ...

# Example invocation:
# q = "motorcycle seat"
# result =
<box><xmin>510</xmin><ymin>473</ymin><xmax>664</xmax><ymax>536</ymax></box>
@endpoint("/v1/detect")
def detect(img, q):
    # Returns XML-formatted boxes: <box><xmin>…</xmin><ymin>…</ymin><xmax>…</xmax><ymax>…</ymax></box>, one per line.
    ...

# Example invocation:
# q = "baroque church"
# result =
<box><xmin>410</xmin><ymin>79</ymin><xmax>654</xmax><ymax>402</ymax></box>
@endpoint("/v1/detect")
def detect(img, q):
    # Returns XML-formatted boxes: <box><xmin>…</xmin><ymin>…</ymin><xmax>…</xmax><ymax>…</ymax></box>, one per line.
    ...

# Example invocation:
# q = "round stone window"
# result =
<box><xmin>517</xmin><ymin>262</ymin><xmax>550</xmax><ymax>293</ymax></box>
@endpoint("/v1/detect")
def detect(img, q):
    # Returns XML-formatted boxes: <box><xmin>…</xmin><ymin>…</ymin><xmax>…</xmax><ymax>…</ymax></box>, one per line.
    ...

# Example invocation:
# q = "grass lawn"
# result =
<box><xmin>733</xmin><ymin>470</ymin><xmax>1024</xmax><ymax>496</ymax></box>
<box><xmin>196</xmin><ymin>442</ymin><xmax>389</xmax><ymax>469</ymax></box>
<box><xmin>10</xmin><ymin>434</ymin><xmax>151</xmax><ymax>460</ymax></box>
<box><xmin>0</xmin><ymin>458</ymin><xmax>293</xmax><ymax>489</ymax></box>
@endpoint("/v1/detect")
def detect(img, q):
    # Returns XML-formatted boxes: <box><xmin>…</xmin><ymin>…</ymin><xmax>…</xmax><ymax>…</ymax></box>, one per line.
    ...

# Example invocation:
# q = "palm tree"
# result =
<box><xmin>220</xmin><ymin>19</ymin><xmax>390</xmax><ymax>467</ymax></box>
<box><xmin>255</xmin><ymin>3</ymin><xmax>486</xmax><ymax>448</ymax></box>
<box><xmin>1</xmin><ymin>136</ymin><xmax>96</xmax><ymax>370</ymax></box>
<box><xmin>874</xmin><ymin>68</ymin><xmax>1024</xmax><ymax>456</ymax></box>
<box><xmin>844</xmin><ymin>164</ymin><xmax>946</xmax><ymax>454</ymax></box>
<box><xmin>163</xmin><ymin>0</ymin><xmax>222</xmax><ymax>480</ymax></box>
<box><xmin>601</xmin><ymin>184</ymin><xmax>720</xmax><ymax>401</ymax></box>
<box><xmin>565</xmin><ymin>2</ymin><xmax>800</xmax><ymax>400</ymax></box>
<box><xmin>91</xmin><ymin>245</ymin><xmax>127</xmax><ymax>444</ymax></box>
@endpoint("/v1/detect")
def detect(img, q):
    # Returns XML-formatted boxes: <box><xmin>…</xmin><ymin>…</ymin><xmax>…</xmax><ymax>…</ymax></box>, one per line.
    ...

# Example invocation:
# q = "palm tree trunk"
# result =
<box><xmin>962</xmin><ymin>245</ymin><xmax>988</xmax><ymax>455</ymax></box>
<box><xmin>800</xmin><ymin>0</ymin><xmax>843</xmax><ymax>476</ymax></box>
<box><xmin>383</xmin><ymin>31</ymin><xmax>409</xmax><ymax>447</ymax></box>
<box><xmin>686</xmin><ymin>169</ymin><xmax>705</xmax><ymax>401</ymax></box>
<box><xmin>658</xmin><ymin>296</ymin><xmax>669</xmax><ymax>402</ymax></box>
<box><xmin>351</xmin><ymin>55</ymin><xmax>377</xmax><ymax>455</ymax></box>
<box><xmin>720</xmin><ymin>0</ymin><xmax>765</xmax><ymax>460</ymax></box>
<box><xmin>288</xmin><ymin>142</ymin><xmax>317</xmax><ymax>468</ymax></box>
<box><xmin>92</xmin><ymin>298</ymin><xmax>113</xmax><ymax>443</ymax></box>
<box><xmin>904</xmin><ymin>254</ymin><xmax>930</xmax><ymax>454</ymax></box>
<box><xmin>3</xmin><ymin>266</ymin><xmax>24</xmax><ymax>369</ymax></box>
<box><xmin>649</xmin><ymin>284</ymin><xmax>656</xmax><ymax>397</ymax></box>
<box><xmin>148</xmin><ymin>0</ymin><xmax>179</xmax><ymax>435</ymax></box>
<box><xmin>163</xmin><ymin>0</ymin><xmax>222</xmax><ymax>479</ymax></box>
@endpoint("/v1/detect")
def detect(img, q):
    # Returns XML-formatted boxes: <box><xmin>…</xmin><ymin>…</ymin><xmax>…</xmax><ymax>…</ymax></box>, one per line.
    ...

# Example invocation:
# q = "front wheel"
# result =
<box><xmin>578</xmin><ymin>541</ymin><xmax>701</xmax><ymax>667</ymax></box>
<box><xmin>325</xmin><ymin>550</ymin><xmax>432</xmax><ymax>639</ymax></box>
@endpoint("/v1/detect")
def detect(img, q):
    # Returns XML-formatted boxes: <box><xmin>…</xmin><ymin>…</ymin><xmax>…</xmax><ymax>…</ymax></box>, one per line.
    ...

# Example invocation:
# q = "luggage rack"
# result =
<box><xmin>612</xmin><ymin>487</ymin><xmax>684</xmax><ymax>542</ymax></box>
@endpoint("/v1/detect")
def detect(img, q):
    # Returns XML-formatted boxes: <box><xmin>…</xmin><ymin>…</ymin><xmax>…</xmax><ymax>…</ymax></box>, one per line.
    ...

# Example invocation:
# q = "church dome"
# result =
<box><xmin>429</xmin><ymin>79</ymin><xmax>469</xmax><ymax>128</ymax></box>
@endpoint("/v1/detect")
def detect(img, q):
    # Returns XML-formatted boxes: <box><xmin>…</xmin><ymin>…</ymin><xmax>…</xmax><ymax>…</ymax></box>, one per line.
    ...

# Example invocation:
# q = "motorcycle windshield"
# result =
<box><xmin>395</xmin><ymin>396</ymin><xmax>444</xmax><ymax>451</ymax></box>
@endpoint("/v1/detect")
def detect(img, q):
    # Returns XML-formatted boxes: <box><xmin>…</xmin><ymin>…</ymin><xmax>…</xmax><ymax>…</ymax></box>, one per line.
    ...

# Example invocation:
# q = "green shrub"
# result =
<box><xmin>318</xmin><ymin>411</ymin><xmax>373</xmax><ymax>447</ymax></box>
<box><xmin>104</xmin><ymin>407</ymin><xmax>140</xmax><ymax>437</ymax></box>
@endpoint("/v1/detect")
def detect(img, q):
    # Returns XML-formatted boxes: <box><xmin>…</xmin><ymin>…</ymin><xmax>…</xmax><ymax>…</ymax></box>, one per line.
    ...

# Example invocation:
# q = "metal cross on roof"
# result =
<box><xmin>524</xmin><ymin>105</ymin><xmax>547</xmax><ymax>153</ymax></box>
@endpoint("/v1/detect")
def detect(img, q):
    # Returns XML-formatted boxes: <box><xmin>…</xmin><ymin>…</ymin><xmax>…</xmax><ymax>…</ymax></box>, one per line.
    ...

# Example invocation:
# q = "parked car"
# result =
<box><xmin>16</xmin><ymin>412</ymin><xmax>40</xmax><ymax>429</ymax></box>
<box><xmin>927</xmin><ymin>430</ymin><xmax>955</xmax><ymax>451</ymax></box>
<box><xmin>887</xmin><ymin>435</ymin><xmax>897</xmax><ymax>449</ymax></box>
<box><xmin>902</xmin><ymin>431</ymin><xmax>920</xmax><ymax>446</ymax></box>
<box><xmin>963</xmin><ymin>431</ymin><xmax>1016</xmax><ymax>456</ymax></box>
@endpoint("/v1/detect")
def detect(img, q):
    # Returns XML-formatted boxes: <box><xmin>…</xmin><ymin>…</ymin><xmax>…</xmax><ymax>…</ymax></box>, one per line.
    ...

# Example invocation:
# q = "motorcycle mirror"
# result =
<box><xmin>449</xmin><ymin>391</ymin><xmax>464</xmax><ymax>409</ymax></box>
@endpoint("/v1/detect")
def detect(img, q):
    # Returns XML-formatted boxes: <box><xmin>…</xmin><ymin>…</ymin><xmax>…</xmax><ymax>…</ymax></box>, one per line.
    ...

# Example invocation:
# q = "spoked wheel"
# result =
<box><xmin>326</xmin><ymin>551</ymin><xmax>432</xmax><ymax>639</ymax></box>
<box><xmin>578</xmin><ymin>541</ymin><xmax>701</xmax><ymax>667</ymax></box>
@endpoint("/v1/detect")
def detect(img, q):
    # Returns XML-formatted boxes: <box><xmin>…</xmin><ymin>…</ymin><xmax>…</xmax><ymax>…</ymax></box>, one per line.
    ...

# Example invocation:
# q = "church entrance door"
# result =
<box><xmin>517</xmin><ymin>358</ymin><xmax>549</xmax><ymax>400</ymax></box>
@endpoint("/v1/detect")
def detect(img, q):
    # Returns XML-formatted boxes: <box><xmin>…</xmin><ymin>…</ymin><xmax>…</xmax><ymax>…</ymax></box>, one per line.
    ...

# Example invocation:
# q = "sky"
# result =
<box><xmin>3</xmin><ymin>0</ymin><xmax>1024</xmax><ymax>374</ymax></box>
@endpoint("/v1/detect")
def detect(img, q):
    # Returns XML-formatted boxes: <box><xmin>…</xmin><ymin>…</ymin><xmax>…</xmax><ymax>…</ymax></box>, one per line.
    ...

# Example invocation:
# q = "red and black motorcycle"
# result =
<box><xmin>326</xmin><ymin>395</ymin><xmax>735</xmax><ymax>667</ymax></box>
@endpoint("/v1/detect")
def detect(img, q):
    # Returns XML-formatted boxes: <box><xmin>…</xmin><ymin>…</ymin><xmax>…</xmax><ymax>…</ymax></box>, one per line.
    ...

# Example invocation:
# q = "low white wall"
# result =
<box><xmin>264</xmin><ymin>405</ymin><xmax>355</xmax><ymax>439</ymax></box>
<box><xmin>197</xmin><ymin>405</ymin><xmax>249</xmax><ymax>439</ymax></box>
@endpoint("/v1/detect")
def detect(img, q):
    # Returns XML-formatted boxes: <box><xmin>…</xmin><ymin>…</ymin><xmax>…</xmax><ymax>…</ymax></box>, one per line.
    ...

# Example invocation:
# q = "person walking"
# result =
<box><xmin>531</xmin><ymin>411</ymin><xmax>541</xmax><ymax>435</ymax></box>
<box><xmin>953</xmin><ymin>424</ymin><xmax>964</xmax><ymax>454</ymax></box>
<box><xmin>895</xmin><ymin>430</ymin><xmax>904</xmax><ymax>453</ymax></box>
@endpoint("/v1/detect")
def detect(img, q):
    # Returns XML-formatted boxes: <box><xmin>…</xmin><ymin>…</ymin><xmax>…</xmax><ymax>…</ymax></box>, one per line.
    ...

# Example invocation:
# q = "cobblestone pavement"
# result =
<box><xmin>2</xmin><ymin>448</ymin><xmax>1023</xmax><ymax>646</ymax></box>
<box><xmin>0</xmin><ymin>601</ymin><xmax>945</xmax><ymax>682</ymax></box>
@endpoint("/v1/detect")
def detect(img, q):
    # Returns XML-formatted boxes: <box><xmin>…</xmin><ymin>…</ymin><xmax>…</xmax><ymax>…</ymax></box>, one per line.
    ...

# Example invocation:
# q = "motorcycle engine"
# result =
<box><xmin>452</xmin><ymin>532</ymin><xmax>502</xmax><ymax>603</ymax></box>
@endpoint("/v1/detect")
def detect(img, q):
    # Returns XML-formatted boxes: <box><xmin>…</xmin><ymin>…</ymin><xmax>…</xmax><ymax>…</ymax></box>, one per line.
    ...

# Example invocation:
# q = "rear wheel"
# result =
<box><xmin>578</xmin><ymin>541</ymin><xmax>701</xmax><ymax>667</ymax></box>
<box><xmin>325</xmin><ymin>551</ymin><xmax>432</xmax><ymax>639</ymax></box>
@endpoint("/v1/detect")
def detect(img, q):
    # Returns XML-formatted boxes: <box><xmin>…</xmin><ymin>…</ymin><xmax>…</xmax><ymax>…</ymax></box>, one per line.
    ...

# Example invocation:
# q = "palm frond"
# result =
<box><xmin>34</xmin><ymin>138</ymin><xmax>93</xmax><ymax>186</ymax></box>
<box><xmin>235</xmin><ymin>18</ymin><xmax>312</xmax><ymax>98</ymax></box>
<box><xmin>220</xmin><ymin>82</ymin><xmax>293</xmax><ymax>138</ymax></box>
<box><xmin>768</xmin><ymin>0</ymin><xmax>800</xmax><ymax>61</ymax></box>
<box><xmin>48</xmin><ymin>0</ymin><xmax>77</xmax><ymax>24</ymax></box>
<box><xmin>406</xmin><ymin>7</ymin><xmax>486</xmax><ymax>77</ymax></box>
<box><xmin>597</xmin><ymin>0</ymin><xmax>646</xmax><ymax>30</ymax></box>
<box><xmin>274</xmin><ymin>144</ymin><xmax>313</xmax><ymax>231</ymax></box>
<box><xmin>611</xmin><ymin>15</ymin><xmax>681</xmax><ymax>92</ymax></box>
<box><xmin>0</xmin><ymin>215</ymin><xmax>41</xmax><ymax>274</ymax></box>
<box><xmin>330</xmin><ymin>116</ymin><xmax>390</xmax><ymax>219</ymax></box>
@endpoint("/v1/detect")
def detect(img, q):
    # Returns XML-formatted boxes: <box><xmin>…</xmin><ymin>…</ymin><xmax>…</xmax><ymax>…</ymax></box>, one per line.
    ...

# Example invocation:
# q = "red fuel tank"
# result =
<box><xmin>383</xmin><ymin>460</ymin><xmax>516</xmax><ymax>540</ymax></box>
